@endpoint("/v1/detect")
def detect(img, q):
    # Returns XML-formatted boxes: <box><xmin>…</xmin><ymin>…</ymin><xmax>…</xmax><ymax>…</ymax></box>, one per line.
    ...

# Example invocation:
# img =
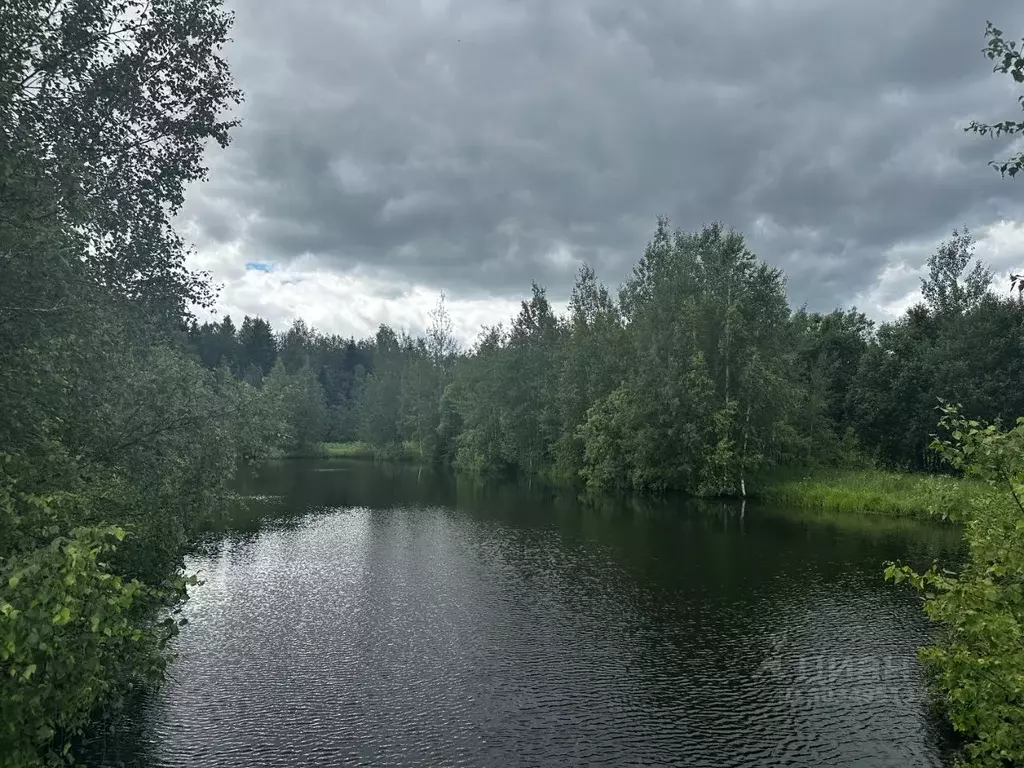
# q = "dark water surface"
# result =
<box><xmin>91</xmin><ymin>459</ymin><xmax>962</xmax><ymax>767</ymax></box>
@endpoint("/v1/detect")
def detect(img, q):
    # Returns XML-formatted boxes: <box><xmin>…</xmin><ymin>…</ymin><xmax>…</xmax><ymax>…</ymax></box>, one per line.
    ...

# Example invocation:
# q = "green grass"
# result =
<box><xmin>319</xmin><ymin>441</ymin><xmax>376</xmax><ymax>459</ymax></box>
<box><xmin>315</xmin><ymin>441</ymin><xmax>425</xmax><ymax>463</ymax></box>
<box><xmin>759</xmin><ymin>467</ymin><xmax>984</xmax><ymax>519</ymax></box>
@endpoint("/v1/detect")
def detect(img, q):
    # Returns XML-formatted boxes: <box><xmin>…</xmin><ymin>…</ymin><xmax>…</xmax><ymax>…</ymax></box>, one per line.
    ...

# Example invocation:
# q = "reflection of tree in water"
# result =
<box><xmin>94</xmin><ymin>458</ymin><xmax>961</xmax><ymax>767</ymax></box>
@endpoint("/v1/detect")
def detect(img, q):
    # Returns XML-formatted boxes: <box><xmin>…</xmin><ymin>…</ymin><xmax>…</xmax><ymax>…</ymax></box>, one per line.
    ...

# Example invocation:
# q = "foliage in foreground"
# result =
<box><xmin>967</xmin><ymin>21</ymin><xmax>1024</xmax><ymax>179</ymax></box>
<box><xmin>886</xmin><ymin>406</ymin><xmax>1024</xmax><ymax>768</ymax></box>
<box><xmin>0</xmin><ymin>518</ymin><xmax>188</xmax><ymax>768</ymax></box>
<box><xmin>0</xmin><ymin>350</ymin><xmax>286</xmax><ymax>766</ymax></box>
<box><xmin>0</xmin><ymin>0</ymin><xmax>290</xmax><ymax>763</ymax></box>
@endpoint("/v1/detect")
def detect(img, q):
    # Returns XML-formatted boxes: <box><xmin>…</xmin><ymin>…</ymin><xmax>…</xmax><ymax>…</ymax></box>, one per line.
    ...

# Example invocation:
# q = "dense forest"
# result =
<box><xmin>191</xmin><ymin>220</ymin><xmax>1024</xmax><ymax>494</ymax></box>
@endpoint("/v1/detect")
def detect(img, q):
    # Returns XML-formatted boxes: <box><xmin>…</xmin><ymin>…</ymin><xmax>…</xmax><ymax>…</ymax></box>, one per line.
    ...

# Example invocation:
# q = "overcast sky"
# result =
<box><xmin>182</xmin><ymin>0</ymin><xmax>1024</xmax><ymax>343</ymax></box>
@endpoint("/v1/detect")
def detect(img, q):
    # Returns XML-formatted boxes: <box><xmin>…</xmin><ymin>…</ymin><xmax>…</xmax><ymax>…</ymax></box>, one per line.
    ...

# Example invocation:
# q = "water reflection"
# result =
<box><xmin>90</xmin><ymin>459</ymin><xmax>960</xmax><ymax>768</ymax></box>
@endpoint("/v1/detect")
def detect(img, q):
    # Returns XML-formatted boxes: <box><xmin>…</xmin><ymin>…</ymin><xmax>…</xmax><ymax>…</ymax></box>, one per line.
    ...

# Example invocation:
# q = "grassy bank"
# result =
<box><xmin>320</xmin><ymin>441</ymin><xmax>377</xmax><ymax>459</ymax></box>
<box><xmin>285</xmin><ymin>441</ymin><xmax>426</xmax><ymax>462</ymax></box>
<box><xmin>759</xmin><ymin>468</ymin><xmax>982</xmax><ymax>519</ymax></box>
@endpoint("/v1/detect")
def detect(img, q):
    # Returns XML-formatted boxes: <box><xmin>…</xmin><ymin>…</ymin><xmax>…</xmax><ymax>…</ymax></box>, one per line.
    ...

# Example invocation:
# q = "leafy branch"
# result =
<box><xmin>966</xmin><ymin>22</ymin><xmax>1024</xmax><ymax>177</ymax></box>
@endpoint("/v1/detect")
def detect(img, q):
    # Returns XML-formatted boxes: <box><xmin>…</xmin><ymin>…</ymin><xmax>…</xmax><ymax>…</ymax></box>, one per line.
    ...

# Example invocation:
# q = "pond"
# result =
<box><xmin>90</xmin><ymin>459</ymin><xmax>962</xmax><ymax>767</ymax></box>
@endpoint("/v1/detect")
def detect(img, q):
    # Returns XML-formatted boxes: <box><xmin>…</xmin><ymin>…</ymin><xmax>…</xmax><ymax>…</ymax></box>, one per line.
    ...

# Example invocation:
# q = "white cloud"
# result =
<box><xmin>187</xmin><ymin>248</ymin><xmax>561</xmax><ymax>345</ymax></box>
<box><xmin>974</xmin><ymin>219</ymin><xmax>1024</xmax><ymax>280</ymax></box>
<box><xmin>853</xmin><ymin>219</ymin><xmax>1024</xmax><ymax>318</ymax></box>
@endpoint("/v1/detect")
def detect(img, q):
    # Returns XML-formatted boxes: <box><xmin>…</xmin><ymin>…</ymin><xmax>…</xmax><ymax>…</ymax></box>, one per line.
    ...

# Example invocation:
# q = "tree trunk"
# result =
<box><xmin>724</xmin><ymin>282</ymin><xmax>731</xmax><ymax>406</ymax></box>
<box><xmin>740</xmin><ymin>401</ymin><xmax>751</xmax><ymax>498</ymax></box>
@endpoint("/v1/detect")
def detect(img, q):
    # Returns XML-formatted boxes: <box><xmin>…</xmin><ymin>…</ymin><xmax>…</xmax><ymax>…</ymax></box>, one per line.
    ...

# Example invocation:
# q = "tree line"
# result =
<box><xmin>191</xmin><ymin>219</ymin><xmax>1024</xmax><ymax>494</ymax></box>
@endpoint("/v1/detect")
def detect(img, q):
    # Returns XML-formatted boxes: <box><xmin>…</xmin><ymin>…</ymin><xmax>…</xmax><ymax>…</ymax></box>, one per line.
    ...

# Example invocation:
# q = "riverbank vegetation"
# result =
<box><xmin>760</xmin><ymin>468</ymin><xmax>984</xmax><ymax>519</ymax></box>
<box><xmin>287</xmin><ymin>441</ymin><xmax>425</xmax><ymax>462</ymax></box>
<box><xmin>318</xmin><ymin>442</ymin><xmax>379</xmax><ymax>460</ymax></box>
<box><xmin>887</xmin><ymin>406</ymin><xmax>1024</xmax><ymax>768</ymax></box>
<box><xmin>0</xmin><ymin>2</ymin><xmax>288</xmax><ymax>765</ymax></box>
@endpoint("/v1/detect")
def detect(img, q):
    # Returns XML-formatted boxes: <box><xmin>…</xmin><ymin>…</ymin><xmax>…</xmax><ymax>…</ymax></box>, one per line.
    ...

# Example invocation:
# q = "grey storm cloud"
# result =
<box><xmin>186</xmin><ymin>0</ymin><xmax>1024</xmax><ymax>309</ymax></box>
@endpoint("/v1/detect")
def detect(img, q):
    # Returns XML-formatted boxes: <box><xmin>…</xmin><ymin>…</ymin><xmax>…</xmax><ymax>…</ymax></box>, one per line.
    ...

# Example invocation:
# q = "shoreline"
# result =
<box><xmin>284</xmin><ymin>444</ymin><xmax>977</xmax><ymax>521</ymax></box>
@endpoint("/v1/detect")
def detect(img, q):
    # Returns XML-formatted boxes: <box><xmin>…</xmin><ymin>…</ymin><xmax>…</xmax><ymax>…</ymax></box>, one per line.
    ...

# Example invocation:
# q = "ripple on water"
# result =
<box><xmin>94</xmin><ymin>501</ymin><xmax>953</xmax><ymax>768</ymax></box>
